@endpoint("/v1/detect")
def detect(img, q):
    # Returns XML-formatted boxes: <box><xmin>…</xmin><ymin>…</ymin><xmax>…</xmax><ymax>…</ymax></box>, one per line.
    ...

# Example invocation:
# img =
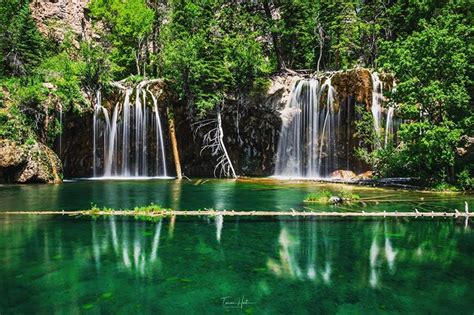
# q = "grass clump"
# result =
<box><xmin>304</xmin><ymin>190</ymin><xmax>332</xmax><ymax>203</ymax></box>
<box><xmin>133</xmin><ymin>203</ymin><xmax>167</xmax><ymax>213</ymax></box>
<box><xmin>89</xmin><ymin>204</ymin><xmax>114</xmax><ymax>214</ymax></box>
<box><xmin>339</xmin><ymin>191</ymin><xmax>360</xmax><ymax>201</ymax></box>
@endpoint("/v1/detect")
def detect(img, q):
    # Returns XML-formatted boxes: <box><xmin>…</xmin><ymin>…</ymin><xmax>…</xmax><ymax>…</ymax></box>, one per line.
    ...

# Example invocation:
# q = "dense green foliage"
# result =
<box><xmin>158</xmin><ymin>1</ymin><xmax>271</xmax><ymax>114</ymax></box>
<box><xmin>0</xmin><ymin>0</ymin><xmax>472</xmax><ymax>188</ymax></box>
<box><xmin>360</xmin><ymin>3</ymin><xmax>473</xmax><ymax>189</ymax></box>
<box><xmin>0</xmin><ymin>0</ymin><xmax>44</xmax><ymax>76</ymax></box>
<box><xmin>89</xmin><ymin>0</ymin><xmax>155</xmax><ymax>76</ymax></box>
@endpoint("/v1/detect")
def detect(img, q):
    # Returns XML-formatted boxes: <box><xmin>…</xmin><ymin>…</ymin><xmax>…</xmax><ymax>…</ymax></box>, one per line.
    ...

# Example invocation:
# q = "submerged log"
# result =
<box><xmin>2</xmin><ymin>209</ymin><xmax>472</xmax><ymax>219</ymax></box>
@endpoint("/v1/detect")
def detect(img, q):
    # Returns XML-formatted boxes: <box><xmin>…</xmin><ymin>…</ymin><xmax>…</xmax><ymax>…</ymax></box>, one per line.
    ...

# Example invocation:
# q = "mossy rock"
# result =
<box><xmin>0</xmin><ymin>139</ymin><xmax>62</xmax><ymax>183</ymax></box>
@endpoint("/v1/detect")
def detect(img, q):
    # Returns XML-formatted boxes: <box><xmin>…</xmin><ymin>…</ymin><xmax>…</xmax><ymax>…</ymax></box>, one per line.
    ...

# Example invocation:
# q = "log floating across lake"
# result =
<box><xmin>1</xmin><ymin>209</ymin><xmax>472</xmax><ymax>218</ymax></box>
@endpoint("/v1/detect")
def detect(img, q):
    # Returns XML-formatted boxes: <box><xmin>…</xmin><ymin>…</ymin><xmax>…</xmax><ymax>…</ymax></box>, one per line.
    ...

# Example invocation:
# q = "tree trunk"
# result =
<box><xmin>316</xmin><ymin>23</ymin><xmax>324</xmax><ymax>72</ymax></box>
<box><xmin>167</xmin><ymin>107</ymin><xmax>182</xmax><ymax>179</ymax></box>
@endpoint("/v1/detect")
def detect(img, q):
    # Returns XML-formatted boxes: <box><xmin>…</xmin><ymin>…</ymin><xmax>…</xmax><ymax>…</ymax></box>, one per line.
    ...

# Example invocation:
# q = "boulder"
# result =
<box><xmin>0</xmin><ymin>140</ymin><xmax>62</xmax><ymax>183</ymax></box>
<box><xmin>355</xmin><ymin>171</ymin><xmax>373</xmax><ymax>180</ymax></box>
<box><xmin>329</xmin><ymin>170</ymin><xmax>357</xmax><ymax>180</ymax></box>
<box><xmin>42</xmin><ymin>82</ymin><xmax>57</xmax><ymax>90</ymax></box>
<box><xmin>328</xmin><ymin>196</ymin><xmax>343</xmax><ymax>204</ymax></box>
<box><xmin>0</xmin><ymin>140</ymin><xmax>27</xmax><ymax>168</ymax></box>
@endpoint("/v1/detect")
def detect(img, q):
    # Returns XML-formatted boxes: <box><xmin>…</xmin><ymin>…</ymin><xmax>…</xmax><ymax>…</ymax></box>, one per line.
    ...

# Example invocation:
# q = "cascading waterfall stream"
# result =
<box><xmin>92</xmin><ymin>82</ymin><xmax>168</xmax><ymax>178</ymax></box>
<box><xmin>58</xmin><ymin>103</ymin><xmax>63</xmax><ymax>158</ymax></box>
<box><xmin>384</xmin><ymin>106</ymin><xmax>395</xmax><ymax>147</ymax></box>
<box><xmin>371</xmin><ymin>72</ymin><xmax>384</xmax><ymax>148</ymax></box>
<box><xmin>148</xmin><ymin>89</ymin><xmax>168</xmax><ymax>177</ymax></box>
<box><xmin>274</xmin><ymin>77</ymin><xmax>338</xmax><ymax>178</ymax></box>
<box><xmin>274</xmin><ymin>70</ymin><xmax>398</xmax><ymax>179</ymax></box>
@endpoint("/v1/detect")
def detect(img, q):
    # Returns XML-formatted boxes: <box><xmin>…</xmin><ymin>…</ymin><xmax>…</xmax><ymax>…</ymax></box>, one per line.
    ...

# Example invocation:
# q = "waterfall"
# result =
<box><xmin>148</xmin><ymin>89</ymin><xmax>168</xmax><ymax>176</ymax></box>
<box><xmin>371</xmin><ymin>72</ymin><xmax>383</xmax><ymax>148</ymax></box>
<box><xmin>373</xmin><ymin>72</ymin><xmax>398</xmax><ymax>149</ymax></box>
<box><xmin>92</xmin><ymin>84</ymin><xmax>168</xmax><ymax>178</ymax></box>
<box><xmin>384</xmin><ymin>106</ymin><xmax>395</xmax><ymax>147</ymax></box>
<box><xmin>274</xmin><ymin>77</ymin><xmax>338</xmax><ymax>178</ymax></box>
<box><xmin>58</xmin><ymin>103</ymin><xmax>63</xmax><ymax>158</ymax></box>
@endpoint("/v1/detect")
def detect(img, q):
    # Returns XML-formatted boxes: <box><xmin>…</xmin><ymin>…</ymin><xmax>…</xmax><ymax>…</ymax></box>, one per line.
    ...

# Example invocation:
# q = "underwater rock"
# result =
<box><xmin>328</xmin><ymin>196</ymin><xmax>343</xmax><ymax>204</ymax></box>
<box><xmin>0</xmin><ymin>140</ymin><xmax>62</xmax><ymax>183</ymax></box>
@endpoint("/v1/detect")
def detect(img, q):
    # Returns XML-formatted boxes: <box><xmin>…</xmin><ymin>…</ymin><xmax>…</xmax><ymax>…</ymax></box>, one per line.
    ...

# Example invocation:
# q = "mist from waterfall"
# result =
<box><xmin>92</xmin><ymin>86</ymin><xmax>168</xmax><ymax>178</ymax></box>
<box><xmin>274</xmin><ymin>77</ymin><xmax>338</xmax><ymax>178</ymax></box>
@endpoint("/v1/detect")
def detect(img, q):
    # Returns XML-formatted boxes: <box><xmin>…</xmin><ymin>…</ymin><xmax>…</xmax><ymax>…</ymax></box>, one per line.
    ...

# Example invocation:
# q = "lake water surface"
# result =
<box><xmin>1</xmin><ymin>179</ymin><xmax>473</xmax><ymax>313</ymax></box>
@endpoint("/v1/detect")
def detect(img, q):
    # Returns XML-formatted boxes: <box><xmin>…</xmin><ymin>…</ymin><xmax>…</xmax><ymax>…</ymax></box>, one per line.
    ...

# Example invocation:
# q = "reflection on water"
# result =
<box><xmin>267</xmin><ymin>221</ymin><xmax>334</xmax><ymax>284</ymax></box>
<box><xmin>215</xmin><ymin>215</ymin><xmax>223</xmax><ymax>243</ymax></box>
<box><xmin>268</xmin><ymin>220</ymin><xmax>406</xmax><ymax>288</ymax></box>
<box><xmin>91</xmin><ymin>218</ymin><xmax>164</xmax><ymax>275</ymax></box>
<box><xmin>1</xmin><ymin>216</ymin><xmax>473</xmax><ymax>313</ymax></box>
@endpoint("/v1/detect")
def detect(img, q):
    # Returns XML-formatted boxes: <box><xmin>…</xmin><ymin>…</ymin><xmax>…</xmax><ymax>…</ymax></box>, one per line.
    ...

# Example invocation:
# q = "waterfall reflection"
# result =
<box><xmin>215</xmin><ymin>215</ymin><xmax>223</xmax><ymax>243</ymax></box>
<box><xmin>369</xmin><ymin>222</ymin><xmax>400</xmax><ymax>287</ymax></box>
<box><xmin>91</xmin><ymin>218</ymin><xmax>164</xmax><ymax>275</ymax></box>
<box><xmin>84</xmin><ymin>216</ymin><xmax>464</xmax><ymax>282</ymax></box>
<box><xmin>267</xmin><ymin>220</ymin><xmax>333</xmax><ymax>284</ymax></box>
<box><xmin>268</xmin><ymin>219</ymin><xmax>406</xmax><ymax>288</ymax></box>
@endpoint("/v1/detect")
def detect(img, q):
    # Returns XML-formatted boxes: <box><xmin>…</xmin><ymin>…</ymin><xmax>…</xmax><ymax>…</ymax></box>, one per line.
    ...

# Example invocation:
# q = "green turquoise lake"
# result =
<box><xmin>1</xmin><ymin>179</ymin><xmax>473</xmax><ymax>313</ymax></box>
<box><xmin>1</xmin><ymin>215</ymin><xmax>473</xmax><ymax>313</ymax></box>
<box><xmin>0</xmin><ymin>178</ymin><xmax>472</xmax><ymax>212</ymax></box>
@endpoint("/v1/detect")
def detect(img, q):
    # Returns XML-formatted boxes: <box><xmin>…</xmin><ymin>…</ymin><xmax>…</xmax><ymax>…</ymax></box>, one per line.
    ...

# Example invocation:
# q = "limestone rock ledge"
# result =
<box><xmin>0</xmin><ymin>140</ymin><xmax>62</xmax><ymax>183</ymax></box>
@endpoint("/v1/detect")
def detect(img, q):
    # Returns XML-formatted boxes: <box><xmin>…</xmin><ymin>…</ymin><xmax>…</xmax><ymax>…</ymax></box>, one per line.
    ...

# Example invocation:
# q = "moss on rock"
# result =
<box><xmin>0</xmin><ymin>139</ymin><xmax>62</xmax><ymax>183</ymax></box>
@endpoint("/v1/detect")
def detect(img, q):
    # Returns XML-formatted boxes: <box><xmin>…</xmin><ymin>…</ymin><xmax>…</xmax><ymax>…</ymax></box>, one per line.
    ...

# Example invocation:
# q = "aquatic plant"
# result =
<box><xmin>89</xmin><ymin>204</ymin><xmax>115</xmax><ymax>214</ymax></box>
<box><xmin>133</xmin><ymin>203</ymin><xmax>168</xmax><ymax>213</ymax></box>
<box><xmin>304</xmin><ymin>190</ymin><xmax>333</xmax><ymax>203</ymax></box>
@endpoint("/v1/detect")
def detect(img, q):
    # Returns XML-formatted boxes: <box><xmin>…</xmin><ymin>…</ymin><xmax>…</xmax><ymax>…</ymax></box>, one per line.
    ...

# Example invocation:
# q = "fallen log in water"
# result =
<box><xmin>1</xmin><ymin>208</ymin><xmax>472</xmax><ymax>219</ymax></box>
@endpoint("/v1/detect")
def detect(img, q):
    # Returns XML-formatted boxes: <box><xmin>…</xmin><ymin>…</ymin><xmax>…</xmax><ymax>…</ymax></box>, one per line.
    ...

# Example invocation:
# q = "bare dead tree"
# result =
<box><xmin>193</xmin><ymin>105</ymin><xmax>237</xmax><ymax>178</ymax></box>
<box><xmin>316</xmin><ymin>21</ymin><xmax>325</xmax><ymax>72</ymax></box>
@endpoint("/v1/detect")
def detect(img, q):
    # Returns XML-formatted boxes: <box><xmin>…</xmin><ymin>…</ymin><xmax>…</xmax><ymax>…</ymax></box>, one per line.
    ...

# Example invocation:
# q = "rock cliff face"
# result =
<box><xmin>0</xmin><ymin>140</ymin><xmax>62</xmax><ymax>183</ymax></box>
<box><xmin>30</xmin><ymin>0</ymin><xmax>93</xmax><ymax>40</ymax></box>
<box><xmin>60</xmin><ymin>68</ymin><xmax>386</xmax><ymax>178</ymax></box>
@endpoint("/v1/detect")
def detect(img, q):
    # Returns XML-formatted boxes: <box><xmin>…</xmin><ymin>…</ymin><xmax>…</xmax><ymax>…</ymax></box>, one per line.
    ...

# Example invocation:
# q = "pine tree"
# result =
<box><xmin>0</xmin><ymin>0</ymin><xmax>44</xmax><ymax>76</ymax></box>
